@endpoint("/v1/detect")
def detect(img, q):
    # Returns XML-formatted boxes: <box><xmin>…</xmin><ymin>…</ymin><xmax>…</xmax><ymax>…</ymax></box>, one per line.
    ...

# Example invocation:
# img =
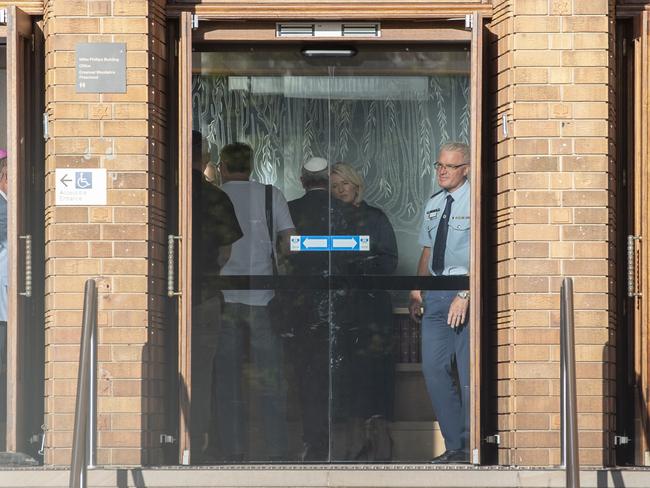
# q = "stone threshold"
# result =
<box><xmin>0</xmin><ymin>466</ymin><xmax>649</xmax><ymax>488</ymax></box>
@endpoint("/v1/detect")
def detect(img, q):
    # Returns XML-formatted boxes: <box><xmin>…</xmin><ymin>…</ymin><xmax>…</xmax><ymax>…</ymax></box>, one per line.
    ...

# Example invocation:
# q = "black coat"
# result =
<box><xmin>288</xmin><ymin>188</ymin><xmax>336</xmax><ymax>277</ymax></box>
<box><xmin>192</xmin><ymin>170</ymin><xmax>243</xmax><ymax>304</ymax></box>
<box><xmin>331</xmin><ymin>201</ymin><xmax>398</xmax><ymax>420</ymax></box>
<box><xmin>333</xmin><ymin>201</ymin><xmax>398</xmax><ymax>276</ymax></box>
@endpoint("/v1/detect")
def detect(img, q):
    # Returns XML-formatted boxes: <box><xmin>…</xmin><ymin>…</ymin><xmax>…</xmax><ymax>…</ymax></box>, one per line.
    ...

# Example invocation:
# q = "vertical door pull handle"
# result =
<box><xmin>628</xmin><ymin>235</ymin><xmax>642</xmax><ymax>298</ymax></box>
<box><xmin>168</xmin><ymin>234</ymin><xmax>182</xmax><ymax>297</ymax></box>
<box><xmin>19</xmin><ymin>234</ymin><xmax>31</xmax><ymax>297</ymax></box>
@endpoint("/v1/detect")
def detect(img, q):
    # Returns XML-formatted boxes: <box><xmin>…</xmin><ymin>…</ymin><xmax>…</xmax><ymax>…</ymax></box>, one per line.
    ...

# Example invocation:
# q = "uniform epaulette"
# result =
<box><xmin>430</xmin><ymin>189</ymin><xmax>444</xmax><ymax>199</ymax></box>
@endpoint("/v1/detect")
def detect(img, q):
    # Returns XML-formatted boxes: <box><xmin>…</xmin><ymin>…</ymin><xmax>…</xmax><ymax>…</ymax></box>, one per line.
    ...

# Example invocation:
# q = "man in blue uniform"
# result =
<box><xmin>409</xmin><ymin>142</ymin><xmax>471</xmax><ymax>463</ymax></box>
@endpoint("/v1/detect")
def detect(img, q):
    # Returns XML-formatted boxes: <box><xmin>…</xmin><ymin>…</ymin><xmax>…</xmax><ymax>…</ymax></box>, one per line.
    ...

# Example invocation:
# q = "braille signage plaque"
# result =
<box><xmin>76</xmin><ymin>43</ymin><xmax>126</xmax><ymax>93</ymax></box>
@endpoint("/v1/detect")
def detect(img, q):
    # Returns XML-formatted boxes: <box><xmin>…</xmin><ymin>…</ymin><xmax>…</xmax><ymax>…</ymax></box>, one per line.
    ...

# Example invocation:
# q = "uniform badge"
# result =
<box><xmin>426</xmin><ymin>208</ymin><xmax>440</xmax><ymax>220</ymax></box>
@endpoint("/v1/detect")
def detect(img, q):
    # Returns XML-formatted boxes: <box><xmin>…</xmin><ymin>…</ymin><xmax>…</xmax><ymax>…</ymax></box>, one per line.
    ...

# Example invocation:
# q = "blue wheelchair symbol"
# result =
<box><xmin>76</xmin><ymin>172</ymin><xmax>92</xmax><ymax>189</ymax></box>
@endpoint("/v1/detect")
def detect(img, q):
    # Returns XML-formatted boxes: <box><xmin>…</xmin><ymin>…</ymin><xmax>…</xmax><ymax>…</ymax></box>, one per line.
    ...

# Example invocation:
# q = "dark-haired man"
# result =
<box><xmin>190</xmin><ymin>132</ymin><xmax>242</xmax><ymax>461</ymax></box>
<box><xmin>191</xmin><ymin>131</ymin><xmax>242</xmax><ymax>301</ymax></box>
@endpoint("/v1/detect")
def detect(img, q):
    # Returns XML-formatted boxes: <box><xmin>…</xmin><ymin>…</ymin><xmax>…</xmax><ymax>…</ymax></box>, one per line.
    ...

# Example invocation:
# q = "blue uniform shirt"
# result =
<box><xmin>418</xmin><ymin>179</ymin><xmax>470</xmax><ymax>276</ymax></box>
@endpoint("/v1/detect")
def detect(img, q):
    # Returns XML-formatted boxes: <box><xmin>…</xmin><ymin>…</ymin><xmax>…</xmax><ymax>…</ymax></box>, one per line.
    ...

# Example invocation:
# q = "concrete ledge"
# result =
<box><xmin>0</xmin><ymin>466</ymin><xmax>649</xmax><ymax>488</ymax></box>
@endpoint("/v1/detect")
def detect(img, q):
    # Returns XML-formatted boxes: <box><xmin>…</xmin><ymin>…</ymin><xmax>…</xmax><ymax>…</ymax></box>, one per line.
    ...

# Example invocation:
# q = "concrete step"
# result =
<box><xmin>0</xmin><ymin>466</ymin><xmax>649</xmax><ymax>488</ymax></box>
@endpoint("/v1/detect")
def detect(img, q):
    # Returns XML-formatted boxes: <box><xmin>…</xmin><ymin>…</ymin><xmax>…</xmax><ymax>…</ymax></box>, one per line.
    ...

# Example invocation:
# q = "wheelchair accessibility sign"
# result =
<box><xmin>55</xmin><ymin>168</ymin><xmax>107</xmax><ymax>205</ymax></box>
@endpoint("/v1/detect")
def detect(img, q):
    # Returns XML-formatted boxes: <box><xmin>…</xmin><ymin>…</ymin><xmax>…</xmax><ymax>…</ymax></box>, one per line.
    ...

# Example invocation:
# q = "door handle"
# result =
<box><xmin>628</xmin><ymin>235</ymin><xmax>641</xmax><ymax>298</ymax></box>
<box><xmin>168</xmin><ymin>234</ymin><xmax>182</xmax><ymax>297</ymax></box>
<box><xmin>19</xmin><ymin>234</ymin><xmax>31</xmax><ymax>297</ymax></box>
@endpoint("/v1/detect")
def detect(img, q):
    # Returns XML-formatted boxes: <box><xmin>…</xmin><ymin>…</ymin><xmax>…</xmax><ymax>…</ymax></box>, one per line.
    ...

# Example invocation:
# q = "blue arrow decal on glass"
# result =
<box><xmin>290</xmin><ymin>235</ymin><xmax>370</xmax><ymax>252</ymax></box>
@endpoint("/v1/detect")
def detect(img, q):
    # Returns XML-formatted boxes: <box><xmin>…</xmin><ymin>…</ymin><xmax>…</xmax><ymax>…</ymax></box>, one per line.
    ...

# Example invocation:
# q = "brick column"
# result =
<box><xmin>43</xmin><ymin>0</ymin><xmax>167</xmax><ymax>466</ymax></box>
<box><xmin>491</xmin><ymin>0</ymin><xmax>615</xmax><ymax>466</ymax></box>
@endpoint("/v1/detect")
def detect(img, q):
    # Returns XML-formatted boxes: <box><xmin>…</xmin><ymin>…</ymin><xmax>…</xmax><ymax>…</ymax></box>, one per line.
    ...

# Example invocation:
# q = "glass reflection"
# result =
<box><xmin>0</xmin><ymin>45</ymin><xmax>7</xmax><ymax>451</ymax></box>
<box><xmin>191</xmin><ymin>45</ymin><xmax>471</xmax><ymax>464</ymax></box>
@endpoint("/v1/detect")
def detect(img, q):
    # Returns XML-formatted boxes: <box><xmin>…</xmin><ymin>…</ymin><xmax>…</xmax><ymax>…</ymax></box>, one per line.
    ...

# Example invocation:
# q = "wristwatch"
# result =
<box><xmin>457</xmin><ymin>290</ymin><xmax>470</xmax><ymax>300</ymax></box>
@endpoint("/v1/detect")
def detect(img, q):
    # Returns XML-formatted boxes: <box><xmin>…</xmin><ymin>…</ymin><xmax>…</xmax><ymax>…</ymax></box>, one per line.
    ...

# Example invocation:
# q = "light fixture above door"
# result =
<box><xmin>276</xmin><ymin>22</ymin><xmax>381</xmax><ymax>38</ymax></box>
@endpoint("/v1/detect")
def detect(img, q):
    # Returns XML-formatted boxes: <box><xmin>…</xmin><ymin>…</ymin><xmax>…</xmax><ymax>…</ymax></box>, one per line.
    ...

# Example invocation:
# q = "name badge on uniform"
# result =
<box><xmin>426</xmin><ymin>208</ymin><xmax>440</xmax><ymax>220</ymax></box>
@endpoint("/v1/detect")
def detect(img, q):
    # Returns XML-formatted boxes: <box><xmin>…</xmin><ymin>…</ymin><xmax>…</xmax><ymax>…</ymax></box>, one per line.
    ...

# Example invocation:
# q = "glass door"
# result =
<box><xmin>325</xmin><ymin>47</ymin><xmax>471</xmax><ymax>462</ymax></box>
<box><xmin>177</xmin><ymin>17</ymin><xmax>483</xmax><ymax>465</ymax></box>
<box><xmin>179</xmin><ymin>15</ymin><xmax>482</xmax><ymax>464</ymax></box>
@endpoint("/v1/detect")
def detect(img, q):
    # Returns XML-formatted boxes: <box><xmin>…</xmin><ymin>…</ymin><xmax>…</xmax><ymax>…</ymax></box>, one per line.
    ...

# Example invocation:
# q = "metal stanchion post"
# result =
<box><xmin>560</xmin><ymin>278</ymin><xmax>580</xmax><ymax>488</ymax></box>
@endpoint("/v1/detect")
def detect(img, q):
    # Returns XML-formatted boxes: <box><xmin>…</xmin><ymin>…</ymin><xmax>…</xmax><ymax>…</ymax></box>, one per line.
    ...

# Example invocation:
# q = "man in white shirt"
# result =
<box><xmin>212</xmin><ymin>142</ymin><xmax>295</xmax><ymax>462</ymax></box>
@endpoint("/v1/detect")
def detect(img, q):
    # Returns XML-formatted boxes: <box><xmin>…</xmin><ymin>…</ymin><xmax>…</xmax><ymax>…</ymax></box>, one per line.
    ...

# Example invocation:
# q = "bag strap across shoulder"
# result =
<box><xmin>265</xmin><ymin>184</ymin><xmax>278</xmax><ymax>275</ymax></box>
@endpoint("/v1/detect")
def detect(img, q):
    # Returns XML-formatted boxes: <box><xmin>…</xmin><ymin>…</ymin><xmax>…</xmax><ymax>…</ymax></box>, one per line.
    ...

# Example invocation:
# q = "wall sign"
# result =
<box><xmin>55</xmin><ymin>169</ymin><xmax>107</xmax><ymax>206</ymax></box>
<box><xmin>76</xmin><ymin>43</ymin><xmax>126</xmax><ymax>93</ymax></box>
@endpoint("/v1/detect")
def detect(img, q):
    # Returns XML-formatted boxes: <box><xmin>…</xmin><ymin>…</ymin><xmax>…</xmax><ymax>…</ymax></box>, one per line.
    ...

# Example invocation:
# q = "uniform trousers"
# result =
<box><xmin>421</xmin><ymin>291</ymin><xmax>469</xmax><ymax>452</ymax></box>
<box><xmin>213</xmin><ymin>302</ymin><xmax>288</xmax><ymax>460</ymax></box>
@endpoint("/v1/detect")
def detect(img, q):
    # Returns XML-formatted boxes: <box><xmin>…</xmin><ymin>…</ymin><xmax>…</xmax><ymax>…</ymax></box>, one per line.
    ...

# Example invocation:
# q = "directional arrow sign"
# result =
<box><xmin>55</xmin><ymin>168</ymin><xmax>107</xmax><ymax>206</ymax></box>
<box><xmin>302</xmin><ymin>237</ymin><xmax>329</xmax><ymax>250</ymax></box>
<box><xmin>59</xmin><ymin>174</ymin><xmax>72</xmax><ymax>187</ymax></box>
<box><xmin>331</xmin><ymin>236</ymin><xmax>358</xmax><ymax>250</ymax></box>
<box><xmin>291</xmin><ymin>235</ymin><xmax>331</xmax><ymax>251</ymax></box>
<box><xmin>290</xmin><ymin>235</ymin><xmax>371</xmax><ymax>252</ymax></box>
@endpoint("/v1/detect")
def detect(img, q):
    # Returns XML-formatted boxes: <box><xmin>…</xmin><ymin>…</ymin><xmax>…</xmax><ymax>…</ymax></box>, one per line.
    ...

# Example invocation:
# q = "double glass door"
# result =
<box><xmin>176</xmin><ymin>17</ymin><xmax>482</xmax><ymax>465</ymax></box>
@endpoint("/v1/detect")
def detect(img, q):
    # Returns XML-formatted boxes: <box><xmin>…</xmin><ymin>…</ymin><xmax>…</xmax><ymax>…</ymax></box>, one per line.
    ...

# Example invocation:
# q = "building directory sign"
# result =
<box><xmin>290</xmin><ymin>235</ymin><xmax>370</xmax><ymax>252</ymax></box>
<box><xmin>55</xmin><ymin>168</ymin><xmax>107</xmax><ymax>206</ymax></box>
<box><xmin>76</xmin><ymin>43</ymin><xmax>126</xmax><ymax>93</ymax></box>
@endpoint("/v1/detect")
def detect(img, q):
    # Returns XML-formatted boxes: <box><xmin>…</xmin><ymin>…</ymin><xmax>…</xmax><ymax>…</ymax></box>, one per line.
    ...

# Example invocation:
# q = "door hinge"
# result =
<box><xmin>465</xmin><ymin>14</ymin><xmax>474</xmax><ymax>30</ymax></box>
<box><xmin>191</xmin><ymin>14</ymin><xmax>199</xmax><ymax>30</ymax></box>
<box><xmin>614</xmin><ymin>435</ymin><xmax>631</xmax><ymax>446</ymax></box>
<box><xmin>160</xmin><ymin>434</ymin><xmax>176</xmax><ymax>445</ymax></box>
<box><xmin>42</xmin><ymin>112</ymin><xmax>49</xmax><ymax>140</ymax></box>
<box><xmin>484</xmin><ymin>434</ymin><xmax>501</xmax><ymax>445</ymax></box>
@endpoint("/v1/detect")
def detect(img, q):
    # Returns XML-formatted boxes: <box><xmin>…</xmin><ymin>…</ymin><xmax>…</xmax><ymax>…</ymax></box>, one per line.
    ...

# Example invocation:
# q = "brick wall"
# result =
<box><xmin>490</xmin><ymin>0</ymin><xmax>615</xmax><ymax>466</ymax></box>
<box><xmin>43</xmin><ymin>0</ymin><xmax>167</xmax><ymax>466</ymax></box>
<box><xmin>6</xmin><ymin>0</ymin><xmax>623</xmax><ymax>468</ymax></box>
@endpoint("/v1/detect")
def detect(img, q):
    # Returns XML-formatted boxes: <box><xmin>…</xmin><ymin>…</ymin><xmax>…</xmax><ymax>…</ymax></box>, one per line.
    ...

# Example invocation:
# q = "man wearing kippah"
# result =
<box><xmin>287</xmin><ymin>156</ymin><xmax>336</xmax><ymax>461</ymax></box>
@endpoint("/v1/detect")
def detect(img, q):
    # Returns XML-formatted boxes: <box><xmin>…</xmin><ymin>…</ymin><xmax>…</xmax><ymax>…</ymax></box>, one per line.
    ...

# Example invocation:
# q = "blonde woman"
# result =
<box><xmin>330</xmin><ymin>162</ymin><xmax>398</xmax><ymax>461</ymax></box>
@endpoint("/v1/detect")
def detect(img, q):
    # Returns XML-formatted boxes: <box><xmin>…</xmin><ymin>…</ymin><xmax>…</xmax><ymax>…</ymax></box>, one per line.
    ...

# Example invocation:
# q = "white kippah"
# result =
<box><xmin>303</xmin><ymin>157</ymin><xmax>328</xmax><ymax>173</ymax></box>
